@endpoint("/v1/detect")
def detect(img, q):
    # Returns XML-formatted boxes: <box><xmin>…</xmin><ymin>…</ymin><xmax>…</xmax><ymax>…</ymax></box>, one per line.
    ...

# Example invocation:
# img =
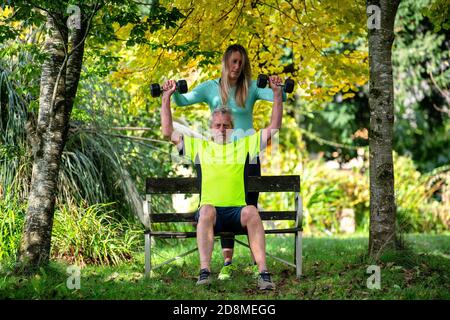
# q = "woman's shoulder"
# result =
<box><xmin>194</xmin><ymin>78</ymin><xmax>219</xmax><ymax>90</ymax></box>
<box><xmin>202</xmin><ymin>78</ymin><xmax>220</xmax><ymax>85</ymax></box>
<box><xmin>248</xmin><ymin>79</ymin><xmax>259</xmax><ymax>93</ymax></box>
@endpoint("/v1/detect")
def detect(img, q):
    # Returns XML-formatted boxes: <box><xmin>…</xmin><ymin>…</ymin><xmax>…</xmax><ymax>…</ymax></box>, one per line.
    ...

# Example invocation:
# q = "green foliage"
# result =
<box><xmin>299</xmin><ymin>0</ymin><xmax>449</xmax><ymax>173</ymax></box>
<box><xmin>301</xmin><ymin>156</ymin><xmax>370</xmax><ymax>235</ymax></box>
<box><xmin>422</xmin><ymin>0</ymin><xmax>450</xmax><ymax>31</ymax></box>
<box><xmin>0</xmin><ymin>194</ymin><xmax>26</xmax><ymax>264</ymax></box>
<box><xmin>253</xmin><ymin>105</ymin><xmax>447</xmax><ymax>235</ymax></box>
<box><xmin>393</xmin><ymin>0</ymin><xmax>450</xmax><ymax>172</ymax></box>
<box><xmin>0</xmin><ymin>3</ymin><xmax>178</xmax><ymax>266</ymax></box>
<box><xmin>51</xmin><ymin>202</ymin><xmax>143</xmax><ymax>266</ymax></box>
<box><xmin>0</xmin><ymin>198</ymin><xmax>144</xmax><ymax>267</ymax></box>
<box><xmin>394</xmin><ymin>155</ymin><xmax>449</xmax><ymax>233</ymax></box>
<box><xmin>108</xmin><ymin>0</ymin><xmax>368</xmax><ymax>113</ymax></box>
<box><xmin>267</xmin><ymin>150</ymin><xmax>448</xmax><ymax>235</ymax></box>
<box><xmin>299</xmin><ymin>89</ymin><xmax>369</xmax><ymax>164</ymax></box>
<box><xmin>0</xmin><ymin>68</ymin><xmax>31</xmax><ymax>199</ymax></box>
<box><xmin>1</xmin><ymin>25</ymin><xmax>176</xmax><ymax>218</ymax></box>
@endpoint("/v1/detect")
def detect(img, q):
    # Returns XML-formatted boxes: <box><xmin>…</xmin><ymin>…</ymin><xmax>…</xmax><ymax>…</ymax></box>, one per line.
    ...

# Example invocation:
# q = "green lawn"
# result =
<box><xmin>1</xmin><ymin>233</ymin><xmax>449</xmax><ymax>299</ymax></box>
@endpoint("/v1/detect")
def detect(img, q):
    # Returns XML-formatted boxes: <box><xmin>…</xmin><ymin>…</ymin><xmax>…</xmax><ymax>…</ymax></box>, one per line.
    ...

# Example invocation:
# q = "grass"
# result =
<box><xmin>0</xmin><ymin>233</ymin><xmax>449</xmax><ymax>300</ymax></box>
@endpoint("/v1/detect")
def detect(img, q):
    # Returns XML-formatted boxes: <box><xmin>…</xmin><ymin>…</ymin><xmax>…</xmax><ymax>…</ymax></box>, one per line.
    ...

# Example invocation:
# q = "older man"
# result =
<box><xmin>160</xmin><ymin>76</ymin><xmax>283</xmax><ymax>290</ymax></box>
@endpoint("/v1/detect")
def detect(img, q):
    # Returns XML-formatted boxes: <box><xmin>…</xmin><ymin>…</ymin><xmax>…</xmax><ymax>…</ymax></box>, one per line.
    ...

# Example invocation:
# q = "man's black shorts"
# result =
<box><xmin>195</xmin><ymin>206</ymin><xmax>246</xmax><ymax>233</ymax></box>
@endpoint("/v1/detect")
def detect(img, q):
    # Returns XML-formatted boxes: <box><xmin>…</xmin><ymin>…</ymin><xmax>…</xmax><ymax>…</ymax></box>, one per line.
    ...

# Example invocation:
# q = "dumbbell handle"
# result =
<box><xmin>151</xmin><ymin>80</ymin><xmax>188</xmax><ymax>97</ymax></box>
<box><xmin>162</xmin><ymin>82</ymin><xmax>181</xmax><ymax>90</ymax></box>
<box><xmin>257</xmin><ymin>74</ymin><xmax>294</xmax><ymax>93</ymax></box>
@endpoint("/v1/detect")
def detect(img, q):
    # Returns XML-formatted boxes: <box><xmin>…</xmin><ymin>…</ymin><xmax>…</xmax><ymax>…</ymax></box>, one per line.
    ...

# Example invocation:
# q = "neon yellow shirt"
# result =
<box><xmin>183</xmin><ymin>133</ymin><xmax>261</xmax><ymax>207</ymax></box>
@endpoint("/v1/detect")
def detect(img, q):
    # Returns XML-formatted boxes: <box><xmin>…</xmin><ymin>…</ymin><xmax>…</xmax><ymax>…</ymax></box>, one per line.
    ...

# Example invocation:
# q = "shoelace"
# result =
<box><xmin>199</xmin><ymin>268</ymin><xmax>210</xmax><ymax>281</ymax></box>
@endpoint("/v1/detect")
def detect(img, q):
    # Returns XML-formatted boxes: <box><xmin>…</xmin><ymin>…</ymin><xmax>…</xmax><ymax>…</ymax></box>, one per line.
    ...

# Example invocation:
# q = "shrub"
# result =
<box><xmin>51</xmin><ymin>202</ymin><xmax>143</xmax><ymax>266</ymax></box>
<box><xmin>0</xmin><ymin>200</ymin><xmax>143</xmax><ymax>267</ymax></box>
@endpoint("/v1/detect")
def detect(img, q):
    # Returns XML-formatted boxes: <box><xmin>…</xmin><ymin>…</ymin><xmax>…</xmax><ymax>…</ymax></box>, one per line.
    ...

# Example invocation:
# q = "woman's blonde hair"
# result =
<box><xmin>220</xmin><ymin>44</ymin><xmax>251</xmax><ymax>108</ymax></box>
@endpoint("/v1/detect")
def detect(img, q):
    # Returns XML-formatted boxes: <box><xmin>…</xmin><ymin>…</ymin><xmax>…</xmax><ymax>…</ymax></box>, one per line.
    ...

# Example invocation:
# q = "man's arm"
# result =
<box><xmin>261</xmin><ymin>76</ymin><xmax>283</xmax><ymax>150</ymax></box>
<box><xmin>161</xmin><ymin>80</ymin><xmax>183</xmax><ymax>149</ymax></box>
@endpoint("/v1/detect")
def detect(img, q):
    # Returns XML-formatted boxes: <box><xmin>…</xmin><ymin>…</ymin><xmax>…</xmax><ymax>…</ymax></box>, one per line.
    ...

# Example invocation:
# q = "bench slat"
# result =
<box><xmin>151</xmin><ymin>211</ymin><xmax>297</xmax><ymax>222</ymax></box>
<box><xmin>146</xmin><ymin>228</ymin><xmax>302</xmax><ymax>238</ymax></box>
<box><xmin>146</xmin><ymin>175</ymin><xmax>300</xmax><ymax>194</ymax></box>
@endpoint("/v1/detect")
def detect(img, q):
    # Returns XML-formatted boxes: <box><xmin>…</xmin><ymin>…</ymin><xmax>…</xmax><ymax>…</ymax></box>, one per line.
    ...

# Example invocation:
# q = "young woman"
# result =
<box><xmin>172</xmin><ymin>44</ymin><xmax>287</xmax><ymax>280</ymax></box>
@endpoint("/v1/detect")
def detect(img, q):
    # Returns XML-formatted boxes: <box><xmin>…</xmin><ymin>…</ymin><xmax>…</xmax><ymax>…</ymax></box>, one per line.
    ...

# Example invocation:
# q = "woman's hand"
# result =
<box><xmin>162</xmin><ymin>80</ymin><xmax>177</xmax><ymax>98</ymax></box>
<box><xmin>269</xmin><ymin>75</ymin><xmax>282</xmax><ymax>96</ymax></box>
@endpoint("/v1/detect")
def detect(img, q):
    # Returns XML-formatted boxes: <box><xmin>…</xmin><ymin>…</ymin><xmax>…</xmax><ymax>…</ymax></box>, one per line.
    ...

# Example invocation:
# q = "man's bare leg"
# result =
<box><xmin>240</xmin><ymin>205</ymin><xmax>275</xmax><ymax>290</ymax></box>
<box><xmin>240</xmin><ymin>205</ymin><xmax>267</xmax><ymax>272</ymax></box>
<box><xmin>197</xmin><ymin>205</ymin><xmax>216</xmax><ymax>271</ymax></box>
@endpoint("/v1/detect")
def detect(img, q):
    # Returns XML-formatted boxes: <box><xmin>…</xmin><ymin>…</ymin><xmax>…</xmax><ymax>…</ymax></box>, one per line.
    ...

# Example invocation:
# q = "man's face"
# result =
<box><xmin>210</xmin><ymin>113</ymin><xmax>233</xmax><ymax>144</ymax></box>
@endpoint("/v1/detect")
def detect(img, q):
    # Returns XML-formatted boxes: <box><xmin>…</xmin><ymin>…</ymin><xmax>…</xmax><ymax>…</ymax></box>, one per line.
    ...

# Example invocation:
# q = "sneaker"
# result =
<box><xmin>258</xmin><ymin>271</ymin><xmax>276</xmax><ymax>290</ymax></box>
<box><xmin>196</xmin><ymin>268</ymin><xmax>211</xmax><ymax>285</ymax></box>
<box><xmin>218</xmin><ymin>263</ymin><xmax>237</xmax><ymax>280</ymax></box>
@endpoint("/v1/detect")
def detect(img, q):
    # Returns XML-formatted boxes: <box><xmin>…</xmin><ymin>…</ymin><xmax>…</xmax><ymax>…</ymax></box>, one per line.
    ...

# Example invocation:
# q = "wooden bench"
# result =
<box><xmin>143</xmin><ymin>175</ymin><xmax>303</xmax><ymax>278</ymax></box>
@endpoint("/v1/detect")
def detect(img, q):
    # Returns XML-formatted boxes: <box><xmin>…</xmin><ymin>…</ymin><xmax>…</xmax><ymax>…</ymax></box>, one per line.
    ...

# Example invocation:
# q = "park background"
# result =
<box><xmin>0</xmin><ymin>0</ymin><xmax>449</xmax><ymax>299</ymax></box>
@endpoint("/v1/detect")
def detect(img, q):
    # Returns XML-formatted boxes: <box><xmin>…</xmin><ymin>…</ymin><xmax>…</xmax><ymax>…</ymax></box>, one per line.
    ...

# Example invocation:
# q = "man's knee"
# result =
<box><xmin>241</xmin><ymin>205</ymin><xmax>260</xmax><ymax>224</ymax></box>
<box><xmin>198</xmin><ymin>205</ymin><xmax>216</xmax><ymax>224</ymax></box>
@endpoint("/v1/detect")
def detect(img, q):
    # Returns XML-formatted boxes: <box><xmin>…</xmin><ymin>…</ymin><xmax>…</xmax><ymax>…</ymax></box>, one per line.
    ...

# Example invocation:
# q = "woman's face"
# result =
<box><xmin>227</xmin><ymin>51</ymin><xmax>243</xmax><ymax>82</ymax></box>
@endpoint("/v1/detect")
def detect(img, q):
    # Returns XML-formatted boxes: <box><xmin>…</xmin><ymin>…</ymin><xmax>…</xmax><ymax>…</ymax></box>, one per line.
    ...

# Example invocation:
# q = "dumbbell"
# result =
<box><xmin>150</xmin><ymin>80</ymin><xmax>188</xmax><ymax>97</ymax></box>
<box><xmin>256</xmin><ymin>74</ymin><xmax>294</xmax><ymax>93</ymax></box>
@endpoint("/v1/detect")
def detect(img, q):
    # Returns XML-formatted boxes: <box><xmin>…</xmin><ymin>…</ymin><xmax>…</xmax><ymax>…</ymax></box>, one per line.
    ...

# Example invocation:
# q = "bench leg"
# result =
<box><xmin>295</xmin><ymin>231</ymin><xmax>302</xmax><ymax>278</ymax></box>
<box><xmin>145</xmin><ymin>233</ymin><xmax>152</xmax><ymax>278</ymax></box>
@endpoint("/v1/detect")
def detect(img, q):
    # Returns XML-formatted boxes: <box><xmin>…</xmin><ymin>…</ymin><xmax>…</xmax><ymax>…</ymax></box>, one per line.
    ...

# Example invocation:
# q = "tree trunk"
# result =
<box><xmin>17</xmin><ymin>11</ymin><xmax>86</xmax><ymax>272</ymax></box>
<box><xmin>367</xmin><ymin>0</ymin><xmax>401</xmax><ymax>258</ymax></box>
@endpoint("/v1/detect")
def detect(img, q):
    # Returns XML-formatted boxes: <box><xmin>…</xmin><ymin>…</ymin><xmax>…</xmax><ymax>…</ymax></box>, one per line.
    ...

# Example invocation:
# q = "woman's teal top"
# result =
<box><xmin>172</xmin><ymin>78</ymin><xmax>287</xmax><ymax>131</ymax></box>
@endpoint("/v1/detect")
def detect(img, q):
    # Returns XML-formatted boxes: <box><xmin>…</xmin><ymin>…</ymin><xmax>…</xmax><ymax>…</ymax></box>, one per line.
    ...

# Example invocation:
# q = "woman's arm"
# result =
<box><xmin>172</xmin><ymin>80</ymin><xmax>212</xmax><ymax>106</ymax></box>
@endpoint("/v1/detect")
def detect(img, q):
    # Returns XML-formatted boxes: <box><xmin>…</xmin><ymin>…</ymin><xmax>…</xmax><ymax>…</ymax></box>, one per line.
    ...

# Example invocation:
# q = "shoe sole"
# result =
<box><xmin>258</xmin><ymin>285</ymin><xmax>275</xmax><ymax>290</ymax></box>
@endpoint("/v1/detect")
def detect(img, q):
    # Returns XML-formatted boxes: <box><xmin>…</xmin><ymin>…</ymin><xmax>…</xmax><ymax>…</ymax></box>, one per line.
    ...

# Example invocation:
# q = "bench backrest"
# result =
<box><xmin>146</xmin><ymin>175</ymin><xmax>300</xmax><ymax>194</ymax></box>
<box><xmin>143</xmin><ymin>175</ymin><xmax>301</xmax><ymax>227</ymax></box>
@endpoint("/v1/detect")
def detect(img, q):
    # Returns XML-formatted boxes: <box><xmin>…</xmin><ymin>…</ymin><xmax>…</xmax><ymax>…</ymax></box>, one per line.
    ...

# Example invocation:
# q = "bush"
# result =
<box><xmin>0</xmin><ymin>200</ymin><xmax>143</xmax><ymax>267</ymax></box>
<box><xmin>301</xmin><ymin>155</ymin><xmax>369</xmax><ymax>235</ymax></box>
<box><xmin>51</xmin><ymin>202</ymin><xmax>143</xmax><ymax>266</ymax></box>
<box><xmin>259</xmin><ymin>144</ymin><xmax>448</xmax><ymax>235</ymax></box>
<box><xmin>395</xmin><ymin>155</ymin><xmax>449</xmax><ymax>233</ymax></box>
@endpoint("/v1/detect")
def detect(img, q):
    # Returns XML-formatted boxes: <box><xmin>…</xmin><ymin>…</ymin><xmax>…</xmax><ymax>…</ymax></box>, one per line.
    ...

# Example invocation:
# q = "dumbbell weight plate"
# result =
<box><xmin>257</xmin><ymin>74</ymin><xmax>269</xmax><ymax>88</ymax></box>
<box><xmin>284</xmin><ymin>79</ymin><xmax>294</xmax><ymax>93</ymax></box>
<box><xmin>177</xmin><ymin>80</ymin><xmax>188</xmax><ymax>94</ymax></box>
<box><xmin>151</xmin><ymin>83</ymin><xmax>161</xmax><ymax>97</ymax></box>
